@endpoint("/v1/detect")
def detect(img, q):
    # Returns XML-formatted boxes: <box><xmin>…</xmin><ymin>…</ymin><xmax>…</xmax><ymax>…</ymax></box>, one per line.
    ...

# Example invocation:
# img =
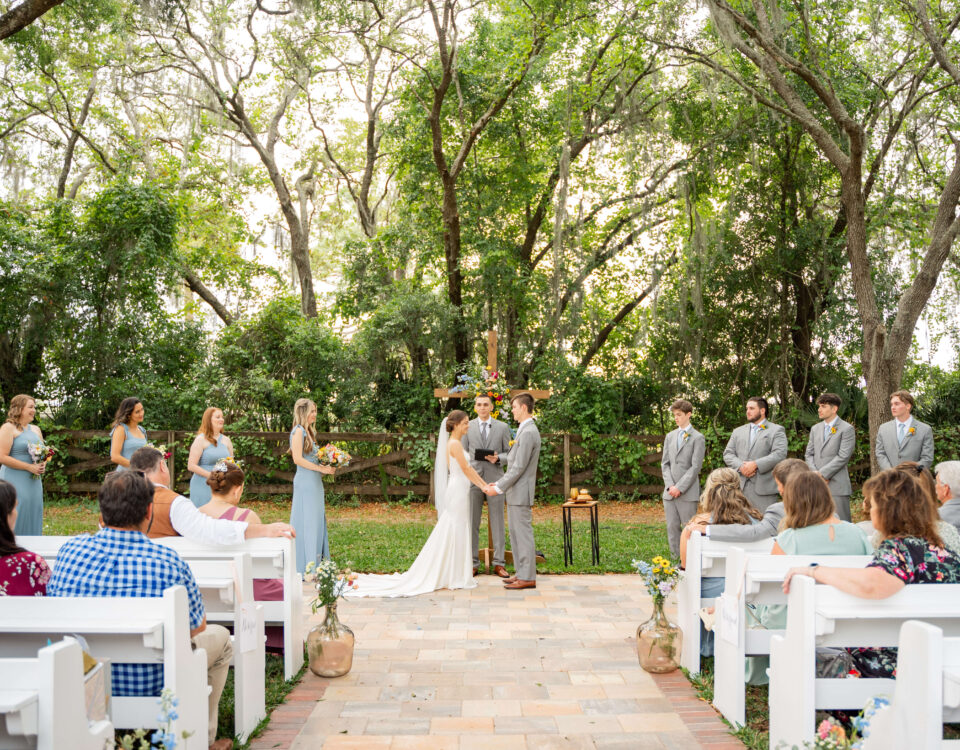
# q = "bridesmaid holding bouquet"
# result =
<box><xmin>187</xmin><ymin>407</ymin><xmax>233</xmax><ymax>507</ymax></box>
<box><xmin>0</xmin><ymin>395</ymin><xmax>48</xmax><ymax>535</ymax></box>
<box><xmin>289</xmin><ymin>398</ymin><xmax>335</xmax><ymax>573</ymax></box>
<box><xmin>109</xmin><ymin>397</ymin><xmax>147</xmax><ymax>471</ymax></box>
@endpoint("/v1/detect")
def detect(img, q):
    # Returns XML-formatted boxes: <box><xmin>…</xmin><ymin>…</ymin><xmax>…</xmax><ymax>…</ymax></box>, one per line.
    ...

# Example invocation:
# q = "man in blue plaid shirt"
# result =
<box><xmin>49</xmin><ymin>471</ymin><xmax>234</xmax><ymax>750</ymax></box>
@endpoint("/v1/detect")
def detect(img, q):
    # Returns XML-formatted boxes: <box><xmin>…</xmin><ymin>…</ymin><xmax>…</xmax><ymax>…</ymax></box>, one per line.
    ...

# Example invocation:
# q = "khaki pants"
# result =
<box><xmin>192</xmin><ymin>624</ymin><xmax>233</xmax><ymax>743</ymax></box>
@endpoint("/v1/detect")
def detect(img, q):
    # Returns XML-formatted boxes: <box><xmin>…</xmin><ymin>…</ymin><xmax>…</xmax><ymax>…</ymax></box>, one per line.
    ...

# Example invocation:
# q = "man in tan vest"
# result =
<box><xmin>129</xmin><ymin>447</ymin><xmax>295</xmax><ymax>543</ymax></box>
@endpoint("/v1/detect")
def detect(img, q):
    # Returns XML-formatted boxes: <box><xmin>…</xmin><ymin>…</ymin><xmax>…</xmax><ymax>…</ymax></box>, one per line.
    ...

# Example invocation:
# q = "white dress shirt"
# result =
<box><xmin>154</xmin><ymin>481</ymin><xmax>248</xmax><ymax>545</ymax></box>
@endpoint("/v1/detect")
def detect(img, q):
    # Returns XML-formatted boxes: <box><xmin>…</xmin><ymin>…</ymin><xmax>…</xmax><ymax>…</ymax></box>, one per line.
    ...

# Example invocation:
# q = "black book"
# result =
<box><xmin>474</xmin><ymin>448</ymin><xmax>495</xmax><ymax>460</ymax></box>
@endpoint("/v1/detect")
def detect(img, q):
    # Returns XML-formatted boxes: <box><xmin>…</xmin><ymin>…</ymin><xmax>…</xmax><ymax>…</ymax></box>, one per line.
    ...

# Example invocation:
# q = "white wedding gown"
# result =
<box><xmin>345</xmin><ymin>448</ymin><xmax>477</xmax><ymax>597</ymax></box>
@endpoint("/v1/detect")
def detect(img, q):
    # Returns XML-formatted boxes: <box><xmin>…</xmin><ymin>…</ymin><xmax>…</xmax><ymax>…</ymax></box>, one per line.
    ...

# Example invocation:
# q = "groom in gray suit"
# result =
<box><xmin>722</xmin><ymin>396</ymin><xmax>788</xmax><ymax>512</ymax></box>
<box><xmin>462</xmin><ymin>394</ymin><xmax>512</xmax><ymax>577</ymax></box>
<box><xmin>805</xmin><ymin>393</ymin><xmax>856</xmax><ymax>521</ymax></box>
<box><xmin>661</xmin><ymin>399</ymin><xmax>705</xmax><ymax>557</ymax></box>
<box><xmin>486</xmin><ymin>393</ymin><xmax>540</xmax><ymax>590</ymax></box>
<box><xmin>875</xmin><ymin>390</ymin><xmax>934</xmax><ymax>471</ymax></box>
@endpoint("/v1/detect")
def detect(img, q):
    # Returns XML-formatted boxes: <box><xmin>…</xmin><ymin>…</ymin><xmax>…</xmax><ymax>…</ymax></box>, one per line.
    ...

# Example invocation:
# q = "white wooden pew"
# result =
<box><xmin>713</xmin><ymin>549</ymin><xmax>871</xmax><ymax>727</ymax></box>
<box><xmin>0</xmin><ymin>586</ymin><xmax>208</xmax><ymax>749</ymax></box>
<box><xmin>21</xmin><ymin>535</ymin><xmax>304</xmax><ymax>680</ymax></box>
<box><xmin>677</xmin><ymin>531</ymin><xmax>774</xmax><ymax>673</ymax></box>
<box><xmin>768</xmin><ymin>576</ymin><xmax>960</xmax><ymax>749</ymax></box>
<box><xmin>0</xmin><ymin>638</ymin><xmax>113</xmax><ymax>750</ymax></box>
<box><xmin>156</xmin><ymin>537</ymin><xmax>304</xmax><ymax>680</ymax></box>
<box><xmin>188</xmin><ymin>555</ymin><xmax>266</xmax><ymax>741</ymax></box>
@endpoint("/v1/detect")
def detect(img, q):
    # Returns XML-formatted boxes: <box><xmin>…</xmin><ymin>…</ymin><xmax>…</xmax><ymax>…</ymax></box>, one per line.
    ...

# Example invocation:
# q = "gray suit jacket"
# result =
<box><xmin>875</xmin><ymin>418</ymin><xmax>934</xmax><ymax>470</ymax></box>
<box><xmin>722</xmin><ymin>421</ymin><xmax>788</xmax><ymax>498</ymax></box>
<box><xmin>498</xmin><ymin>419</ymin><xmax>541</xmax><ymax>507</ymax></box>
<box><xmin>940</xmin><ymin>498</ymin><xmax>960</xmax><ymax>531</ymax></box>
<box><xmin>462</xmin><ymin>417</ymin><xmax>511</xmax><ymax>483</ymax></box>
<box><xmin>805</xmin><ymin>418</ymin><xmax>855</xmax><ymax>496</ymax></box>
<box><xmin>661</xmin><ymin>427</ymin><xmax>706</xmax><ymax>503</ymax></box>
<box><xmin>707</xmin><ymin>502</ymin><xmax>784</xmax><ymax>542</ymax></box>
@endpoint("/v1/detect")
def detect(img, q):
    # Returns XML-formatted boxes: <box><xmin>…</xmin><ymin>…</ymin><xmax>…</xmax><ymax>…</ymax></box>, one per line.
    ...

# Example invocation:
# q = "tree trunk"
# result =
<box><xmin>0</xmin><ymin>0</ymin><xmax>63</xmax><ymax>40</ymax></box>
<box><xmin>440</xmin><ymin>174</ymin><xmax>468</xmax><ymax>364</ymax></box>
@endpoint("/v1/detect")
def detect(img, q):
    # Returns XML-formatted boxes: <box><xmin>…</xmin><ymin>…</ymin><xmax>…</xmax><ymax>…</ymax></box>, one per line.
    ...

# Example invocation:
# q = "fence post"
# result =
<box><xmin>563</xmin><ymin>434</ymin><xmax>571</xmax><ymax>500</ymax></box>
<box><xmin>167</xmin><ymin>430</ymin><xmax>176</xmax><ymax>485</ymax></box>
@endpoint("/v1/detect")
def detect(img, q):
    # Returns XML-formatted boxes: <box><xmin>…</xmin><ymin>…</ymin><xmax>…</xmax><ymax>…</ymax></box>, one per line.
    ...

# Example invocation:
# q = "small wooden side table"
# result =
<box><xmin>562</xmin><ymin>500</ymin><xmax>600</xmax><ymax>566</ymax></box>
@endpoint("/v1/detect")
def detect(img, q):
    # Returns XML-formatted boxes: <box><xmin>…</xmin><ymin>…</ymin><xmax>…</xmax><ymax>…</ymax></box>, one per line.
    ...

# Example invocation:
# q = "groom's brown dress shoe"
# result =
<box><xmin>504</xmin><ymin>579</ymin><xmax>536</xmax><ymax>590</ymax></box>
<box><xmin>493</xmin><ymin>566</ymin><xmax>510</xmax><ymax>579</ymax></box>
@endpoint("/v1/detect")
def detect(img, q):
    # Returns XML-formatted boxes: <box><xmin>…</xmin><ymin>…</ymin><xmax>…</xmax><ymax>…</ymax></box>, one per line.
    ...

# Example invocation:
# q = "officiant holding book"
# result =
<box><xmin>463</xmin><ymin>394</ymin><xmax>512</xmax><ymax>578</ymax></box>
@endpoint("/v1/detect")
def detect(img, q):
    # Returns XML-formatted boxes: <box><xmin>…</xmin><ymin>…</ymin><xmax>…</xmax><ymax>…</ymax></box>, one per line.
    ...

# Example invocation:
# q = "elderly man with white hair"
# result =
<box><xmin>935</xmin><ymin>461</ymin><xmax>960</xmax><ymax>531</ymax></box>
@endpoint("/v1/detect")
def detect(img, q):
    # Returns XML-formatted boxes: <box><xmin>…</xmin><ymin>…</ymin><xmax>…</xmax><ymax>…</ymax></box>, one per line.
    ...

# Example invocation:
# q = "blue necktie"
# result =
<box><xmin>825</xmin><ymin>423</ymin><xmax>831</xmax><ymax>441</ymax></box>
<box><xmin>898</xmin><ymin>422</ymin><xmax>906</xmax><ymax>445</ymax></box>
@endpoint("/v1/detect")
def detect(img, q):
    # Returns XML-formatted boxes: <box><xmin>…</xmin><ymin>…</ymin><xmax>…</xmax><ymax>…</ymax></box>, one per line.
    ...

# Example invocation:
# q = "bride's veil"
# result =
<box><xmin>433</xmin><ymin>417</ymin><xmax>449</xmax><ymax>518</ymax></box>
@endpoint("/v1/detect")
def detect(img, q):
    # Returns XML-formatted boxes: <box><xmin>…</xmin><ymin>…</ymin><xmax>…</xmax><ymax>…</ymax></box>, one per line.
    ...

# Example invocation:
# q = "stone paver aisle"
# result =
<box><xmin>251</xmin><ymin>575</ymin><xmax>743</xmax><ymax>750</ymax></box>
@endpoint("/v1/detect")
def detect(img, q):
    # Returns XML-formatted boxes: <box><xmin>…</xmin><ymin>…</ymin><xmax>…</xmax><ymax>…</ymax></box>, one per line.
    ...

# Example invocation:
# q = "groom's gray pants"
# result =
<box><xmin>470</xmin><ymin>486</ymin><xmax>506</xmax><ymax>567</ymax></box>
<box><xmin>506</xmin><ymin>502</ymin><xmax>536</xmax><ymax>580</ymax></box>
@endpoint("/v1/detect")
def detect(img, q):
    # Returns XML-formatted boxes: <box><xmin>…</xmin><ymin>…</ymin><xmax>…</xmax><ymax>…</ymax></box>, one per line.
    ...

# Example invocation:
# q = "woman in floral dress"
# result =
<box><xmin>0</xmin><ymin>480</ymin><xmax>50</xmax><ymax>596</ymax></box>
<box><xmin>783</xmin><ymin>467</ymin><xmax>960</xmax><ymax>677</ymax></box>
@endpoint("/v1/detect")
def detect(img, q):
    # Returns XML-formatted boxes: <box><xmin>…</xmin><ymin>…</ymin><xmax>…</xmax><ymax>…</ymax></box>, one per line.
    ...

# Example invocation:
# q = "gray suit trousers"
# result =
<box><xmin>665</xmin><ymin>498</ymin><xmax>699</xmax><ymax>558</ymax></box>
<box><xmin>507</xmin><ymin>503</ymin><xmax>536</xmax><ymax>580</ymax></box>
<box><xmin>470</xmin><ymin>485</ymin><xmax>505</xmax><ymax>566</ymax></box>
<box><xmin>833</xmin><ymin>495</ymin><xmax>852</xmax><ymax>522</ymax></box>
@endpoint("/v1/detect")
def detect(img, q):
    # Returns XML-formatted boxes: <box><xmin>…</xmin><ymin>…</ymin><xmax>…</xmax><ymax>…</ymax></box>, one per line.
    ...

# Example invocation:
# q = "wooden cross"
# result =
<box><xmin>434</xmin><ymin>330</ymin><xmax>549</xmax><ymax>569</ymax></box>
<box><xmin>432</xmin><ymin>330</ymin><xmax>551</xmax><ymax>401</ymax></box>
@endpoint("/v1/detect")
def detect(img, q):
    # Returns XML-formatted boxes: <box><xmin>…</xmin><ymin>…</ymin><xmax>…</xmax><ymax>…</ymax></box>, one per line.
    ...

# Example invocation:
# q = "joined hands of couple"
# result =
<box><xmin>480</xmin><ymin>483</ymin><xmax>501</xmax><ymax>496</ymax></box>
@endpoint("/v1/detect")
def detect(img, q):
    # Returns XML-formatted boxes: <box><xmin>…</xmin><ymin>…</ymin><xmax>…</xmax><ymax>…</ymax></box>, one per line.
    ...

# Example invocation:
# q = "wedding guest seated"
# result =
<box><xmin>128</xmin><ymin>447</ymin><xmax>295</xmax><ymax>543</ymax></box>
<box><xmin>935</xmin><ymin>461</ymin><xmax>960</xmax><ymax>534</ymax></box>
<box><xmin>681</xmin><ymin>467</ymin><xmax>763</xmax><ymax>656</ymax></box>
<box><xmin>745</xmin><ymin>471</ymin><xmax>871</xmax><ymax>683</ymax></box>
<box><xmin>783</xmin><ymin>467</ymin><xmax>960</xmax><ymax>678</ymax></box>
<box><xmin>891</xmin><ymin>461</ymin><xmax>960</xmax><ymax>556</ymax></box>
<box><xmin>0</xmin><ymin>479</ymin><xmax>50</xmax><ymax>596</ymax></box>
<box><xmin>48</xmin><ymin>471</ymin><xmax>234</xmax><ymax>750</ymax></box>
<box><xmin>692</xmin><ymin>458</ymin><xmax>810</xmax><ymax>543</ymax></box>
<box><xmin>196</xmin><ymin>461</ymin><xmax>284</xmax><ymax>651</ymax></box>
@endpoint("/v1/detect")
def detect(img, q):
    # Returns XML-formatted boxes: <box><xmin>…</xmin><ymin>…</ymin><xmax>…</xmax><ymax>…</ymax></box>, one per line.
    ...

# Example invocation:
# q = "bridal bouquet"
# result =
<box><xmin>27</xmin><ymin>439</ymin><xmax>55</xmax><ymax>479</ymax></box>
<box><xmin>305</xmin><ymin>559</ymin><xmax>358</xmax><ymax>613</ymax></box>
<box><xmin>316</xmin><ymin>443</ymin><xmax>352</xmax><ymax>467</ymax></box>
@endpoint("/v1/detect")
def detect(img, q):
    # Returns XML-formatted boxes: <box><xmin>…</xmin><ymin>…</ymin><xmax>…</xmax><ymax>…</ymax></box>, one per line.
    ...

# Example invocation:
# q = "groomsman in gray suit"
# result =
<box><xmin>486</xmin><ymin>393</ymin><xmax>541</xmax><ymax>590</ymax></box>
<box><xmin>722</xmin><ymin>397</ymin><xmax>788</xmax><ymax>512</ymax></box>
<box><xmin>805</xmin><ymin>393</ymin><xmax>856</xmax><ymax>521</ymax></box>
<box><xmin>462</xmin><ymin>394</ymin><xmax>512</xmax><ymax>578</ymax></box>
<box><xmin>875</xmin><ymin>390</ymin><xmax>934</xmax><ymax>471</ymax></box>
<box><xmin>660</xmin><ymin>399</ymin><xmax>705</xmax><ymax>557</ymax></box>
<box><xmin>935</xmin><ymin>461</ymin><xmax>960</xmax><ymax>532</ymax></box>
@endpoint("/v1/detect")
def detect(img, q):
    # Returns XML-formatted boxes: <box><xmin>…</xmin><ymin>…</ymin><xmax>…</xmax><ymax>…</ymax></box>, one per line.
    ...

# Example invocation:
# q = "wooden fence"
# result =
<box><xmin>43</xmin><ymin>430</ymin><xmax>667</xmax><ymax>500</ymax></box>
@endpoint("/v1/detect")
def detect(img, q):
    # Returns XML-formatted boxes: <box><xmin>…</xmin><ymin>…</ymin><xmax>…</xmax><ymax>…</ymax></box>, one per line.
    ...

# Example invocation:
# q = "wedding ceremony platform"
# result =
<box><xmin>248</xmin><ymin>575</ymin><xmax>744</xmax><ymax>750</ymax></box>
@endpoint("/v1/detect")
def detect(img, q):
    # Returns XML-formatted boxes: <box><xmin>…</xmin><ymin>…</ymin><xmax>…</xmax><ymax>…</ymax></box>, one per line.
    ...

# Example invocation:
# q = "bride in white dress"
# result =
<box><xmin>345</xmin><ymin>410</ymin><xmax>491</xmax><ymax>597</ymax></box>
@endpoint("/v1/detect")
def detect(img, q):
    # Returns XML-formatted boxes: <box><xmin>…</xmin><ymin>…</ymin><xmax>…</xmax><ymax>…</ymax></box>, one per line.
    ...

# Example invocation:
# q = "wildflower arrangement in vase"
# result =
<box><xmin>632</xmin><ymin>555</ymin><xmax>683</xmax><ymax>673</ymax></box>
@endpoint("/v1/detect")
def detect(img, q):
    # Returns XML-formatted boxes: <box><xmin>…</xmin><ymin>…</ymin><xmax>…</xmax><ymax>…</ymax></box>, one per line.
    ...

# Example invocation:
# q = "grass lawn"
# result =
<box><xmin>40</xmin><ymin>495</ymin><xmax>672</xmax><ymax>573</ymax></box>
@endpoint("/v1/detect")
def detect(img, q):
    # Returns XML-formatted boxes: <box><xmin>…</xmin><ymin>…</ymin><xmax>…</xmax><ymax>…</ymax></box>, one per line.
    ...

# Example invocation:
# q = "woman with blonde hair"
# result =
<box><xmin>681</xmin><ymin>467</ymin><xmax>762</xmax><ymax>656</ymax></box>
<box><xmin>289</xmin><ymin>399</ymin><xmax>335</xmax><ymax>573</ymax></box>
<box><xmin>0</xmin><ymin>396</ymin><xmax>47</xmax><ymax>535</ymax></box>
<box><xmin>109</xmin><ymin>397</ymin><xmax>147</xmax><ymax>471</ymax></box>
<box><xmin>187</xmin><ymin>407</ymin><xmax>234</xmax><ymax>508</ymax></box>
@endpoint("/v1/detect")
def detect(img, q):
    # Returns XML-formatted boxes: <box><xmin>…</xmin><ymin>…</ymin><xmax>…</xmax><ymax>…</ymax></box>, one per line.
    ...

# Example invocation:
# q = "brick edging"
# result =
<box><xmin>247</xmin><ymin>677</ymin><xmax>326</xmax><ymax>750</ymax></box>
<box><xmin>650</xmin><ymin>670</ymin><xmax>747</xmax><ymax>750</ymax></box>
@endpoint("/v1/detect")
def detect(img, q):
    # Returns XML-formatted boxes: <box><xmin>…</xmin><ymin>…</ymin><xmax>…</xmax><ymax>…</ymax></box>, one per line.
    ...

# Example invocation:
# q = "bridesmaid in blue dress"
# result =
<box><xmin>0</xmin><ymin>395</ymin><xmax>47</xmax><ymax>535</ymax></box>
<box><xmin>109</xmin><ymin>397</ymin><xmax>147</xmax><ymax>472</ymax></box>
<box><xmin>289</xmin><ymin>398</ymin><xmax>335</xmax><ymax>573</ymax></box>
<box><xmin>187</xmin><ymin>407</ymin><xmax>234</xmax><ymax>508</ymax></box>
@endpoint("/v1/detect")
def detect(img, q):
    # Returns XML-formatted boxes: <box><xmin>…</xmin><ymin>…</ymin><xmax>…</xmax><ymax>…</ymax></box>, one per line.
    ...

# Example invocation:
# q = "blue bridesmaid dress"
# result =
<box><xmin>188</xmin><ymin>435</ymin><xmax>231</xmax><ymax>508</ymax></box>
<box><xmin>289</xmin><ymin>426</ymin><xmax>329</xmax><ymax>573</ymax></box>
<box><xmin>0</xmin><ymin>428</ymin><xmax>44</xmax><ymax>535</ymax></box>
<box><xmin>111</xmin><ymin>423</ymin><xmax>148</xmax><ymax>472</ymax></box>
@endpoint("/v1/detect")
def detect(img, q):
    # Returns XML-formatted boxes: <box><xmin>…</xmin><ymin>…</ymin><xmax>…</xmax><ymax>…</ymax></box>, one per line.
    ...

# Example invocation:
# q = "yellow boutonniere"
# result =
<box><xmin>758</xmin><ymin>423</ymin><xmax>767</xmax><ymax>430</ymax></box>
<box><xmin>682</xmin><ymin>432</ymin><xmax>690</xmax><ymax>441</ymax></box>
<box><xmin>908</xmin><ymin>427</ymin><xmax>916</xmax><ymax>435</ymax></box>
<box><xmin>509</xmin><ymin>439</ymin><xmax>515</xmax><ymax>447</ymax></box>
<box><xmin>830</xmin><ymin>426</ymin><xmax>837</xmax><ymax>435</ymax></box>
